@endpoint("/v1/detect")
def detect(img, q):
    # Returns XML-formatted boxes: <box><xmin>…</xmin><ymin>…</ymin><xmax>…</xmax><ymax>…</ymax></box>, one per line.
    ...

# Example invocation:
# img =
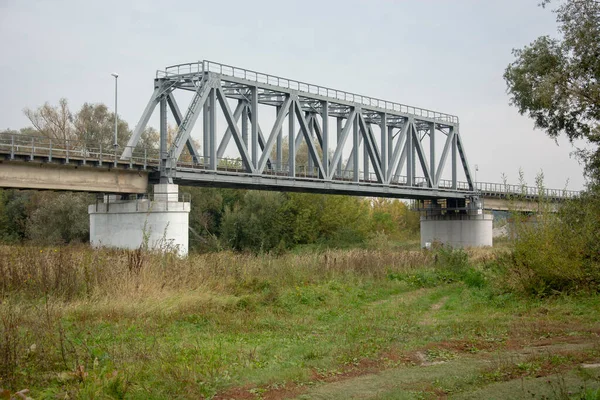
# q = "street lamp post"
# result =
<box><xmin>111</xmin><ymin>73</ymin><xmax>119</xmax><ymax>150</ymax></box>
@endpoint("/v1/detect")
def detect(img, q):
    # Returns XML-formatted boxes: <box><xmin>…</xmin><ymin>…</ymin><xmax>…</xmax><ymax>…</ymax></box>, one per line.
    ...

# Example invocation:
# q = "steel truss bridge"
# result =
<box><xmin>120</xmin><ymin>60</ymin><xmax>476</xmax><ymax>201</ymax></box>
<box><xmin>0</xmin><ymin>60</ymin><xmax>580</xmax><ymax>204</ymax></box>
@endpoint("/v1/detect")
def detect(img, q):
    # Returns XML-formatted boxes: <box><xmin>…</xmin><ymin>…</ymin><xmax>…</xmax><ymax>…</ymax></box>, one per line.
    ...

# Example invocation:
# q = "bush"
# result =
<box><xmin>499</xmin><ymin>187</ymin><xmax>600</xmax><ymax>296</ymax></box>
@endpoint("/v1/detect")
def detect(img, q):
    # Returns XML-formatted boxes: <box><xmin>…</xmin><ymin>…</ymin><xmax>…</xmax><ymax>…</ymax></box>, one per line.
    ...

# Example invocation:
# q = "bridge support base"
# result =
<box><xmin>88</xmin><ymin>184</ymin><xmax>190</xmax><ymax>255</ymax></box>
<box><xmin>420</xmin><ymin>214</ymin><xmax>493</xmax><ymax>248</ymax></box>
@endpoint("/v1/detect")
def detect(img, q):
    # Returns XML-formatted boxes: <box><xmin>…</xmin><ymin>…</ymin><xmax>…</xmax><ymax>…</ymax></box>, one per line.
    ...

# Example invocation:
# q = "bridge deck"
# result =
<box><xmin>0</xmin><ymin>132</ymin><xmax>580</xmax><ymax>201</ymax></box>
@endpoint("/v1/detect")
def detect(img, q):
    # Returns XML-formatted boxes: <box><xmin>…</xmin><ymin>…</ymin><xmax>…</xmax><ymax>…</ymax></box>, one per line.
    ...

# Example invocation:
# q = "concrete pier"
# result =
<box><xmin>89</xmin><ymin>184</ymin><xmax>190</xmax><ymax>255</ymax></box>
<box><xmin>419</xmin><ymin>197</ymin><xmax>493</xmax><ymax>248</ymax></box>
<box><xmin>421</xmin><ymin>214</ymin><xmax>493</xmax><ymax>248</ymax></box>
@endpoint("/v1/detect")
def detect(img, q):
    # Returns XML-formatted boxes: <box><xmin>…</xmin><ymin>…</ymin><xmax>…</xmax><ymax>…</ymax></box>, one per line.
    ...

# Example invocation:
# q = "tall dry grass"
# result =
<box><xmin>0</xmin><ymin>245</ymin><xmax>433</xmax><ymax>302</ymax></box>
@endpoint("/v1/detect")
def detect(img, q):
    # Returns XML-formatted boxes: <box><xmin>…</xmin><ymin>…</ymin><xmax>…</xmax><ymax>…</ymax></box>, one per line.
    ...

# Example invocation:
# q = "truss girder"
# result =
<box><xmin>128</xmin><ymin>67</ymin><xmax>475</xmax><ymax>197</ymax></box>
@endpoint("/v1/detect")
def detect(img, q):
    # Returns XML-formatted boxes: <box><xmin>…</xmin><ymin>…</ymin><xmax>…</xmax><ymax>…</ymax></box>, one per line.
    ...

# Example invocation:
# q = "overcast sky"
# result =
<box><xmin>0</xmin><ymin>0</ymin><xmax>589</xmax><ymax>190</ymax></box>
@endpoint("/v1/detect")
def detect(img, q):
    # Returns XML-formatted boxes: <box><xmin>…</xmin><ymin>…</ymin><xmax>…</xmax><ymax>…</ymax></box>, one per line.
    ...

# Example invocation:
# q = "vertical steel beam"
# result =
<box><xmin>387</xmin><ymin>126</ymin><xmax>393</xmax><ymax>172</ymax></box>
<box><xmin>336</xmin><ymin>117</ymin><xmax>343</xmax><ymax>177</ymax></box>
<box><xmin>321</xmin><ymin>101</ymin><xmax>329</xmax><ymax>179</ymax></box>
<box><xmin>159</xmin><ymin>95</ymin><xmax>168</xmax><ymax>182</ymax></box>
<box><xmin>353</xmin><ymin>113</ymin><xmax>359</xmax><ymax>182</ymax></box>
<box><xmin>276</xmin><ymin>105</ymin><xmax>282</xmax><ymax>171</ymax></box>
<box><xmin>203</xmin><ymin>101</ymin><xmax>210</xmax><ymax>166</ymax></box>
<box><xmin>363</xmin><ymin>123</ymin><xmax>369</xmax><ymax>182</ymax></box>
<box><xmin>380</xmin><ymin>113</ymin><xmax>387</xmax><ymax>182</ymax></box>
<box><xmin>251</xmin><ymin>86</ymin><xmax>258</xmax><ymax>169</ymax></box>
<box><xmin>288</xmin><ymin>98</ymin><xmax>295</xmax><ymax>177</ymax></box>
<box><xmin>452</xmin><ymin>131</ymin><xmax>458</xmax><ymax>190</ymax></box>
<box><xmin>242</xmin><ymin>104</ymin><xmax>249</xmax><ymax>147</ymax></box>
<box><xmin>430</xmin><ymin>122</ymin><xmax>436</xmax><ymax>187</ymax></box>
<box><xmin>308</xmin><ymin>113</ymin><xmax>314</xmax><ymax>174</ymax></box>
<box><xmin>406</xmin><ymin>120</ymin><xmax>414</xmax><ymax>186</ymax></box>
<box><xmin>209</xmin><ymin>88</ymin><xmax>217</xmax><ymax>170</ymax></box>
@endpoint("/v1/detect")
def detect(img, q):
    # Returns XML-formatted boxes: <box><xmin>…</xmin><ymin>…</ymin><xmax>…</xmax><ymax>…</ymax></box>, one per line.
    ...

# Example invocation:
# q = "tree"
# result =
<box><xmin>23</xmin><ymin>98</ymin><xmax>76</xmax><ymax>141</ymax></box>
<box><xmin>504</xmin><ymin>0</ymin><xmax>600</xmax><ymax>181</ymax></box>
<box><xmin>25</xmin><ymin>192</ymin><xmax>91</xmax><ymax>244</ymax></box>
<box><xmin>74</xmin><ymin>102</ymin><xmax>131</xmax><ymax>147</ymax></box>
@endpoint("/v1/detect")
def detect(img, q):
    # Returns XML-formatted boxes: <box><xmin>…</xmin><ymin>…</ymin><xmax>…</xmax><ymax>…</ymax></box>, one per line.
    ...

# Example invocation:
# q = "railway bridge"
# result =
<box><xmin>0</xmin><ymin>60</ymin><xmax>580</xmax><ymax>253</ymax></box>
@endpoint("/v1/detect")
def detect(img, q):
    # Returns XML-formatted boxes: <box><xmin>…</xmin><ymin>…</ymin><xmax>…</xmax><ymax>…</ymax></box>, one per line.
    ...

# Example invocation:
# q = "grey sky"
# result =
<box><xmin>0</xmin><ymin>0</ymin><xmax>588</xmax><ymax>190</ymax></box>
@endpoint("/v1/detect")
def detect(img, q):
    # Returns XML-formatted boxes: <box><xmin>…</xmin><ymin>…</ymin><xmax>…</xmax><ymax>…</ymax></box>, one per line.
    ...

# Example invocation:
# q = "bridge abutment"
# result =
<box><xmin>419</xmin><ymin>198</ymin><xmax>493</xmax><ymax>248</ymax></box>
<box><xmin>88</xmin><ymin>184</ymin><xmax>190</xmax><ymax>255</ymax></box>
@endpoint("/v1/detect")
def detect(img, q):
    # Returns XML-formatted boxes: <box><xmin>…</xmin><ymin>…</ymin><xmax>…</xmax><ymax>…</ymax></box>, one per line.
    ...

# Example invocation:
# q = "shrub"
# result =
<box><xmin>499</xmin><ymin>186</ymin><xmax>600</xmax><ymax>296</ymax></box>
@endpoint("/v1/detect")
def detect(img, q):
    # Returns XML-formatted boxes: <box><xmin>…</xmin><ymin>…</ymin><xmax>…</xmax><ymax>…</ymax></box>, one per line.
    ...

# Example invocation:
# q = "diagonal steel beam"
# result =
<box><xmin>412</xmin><ymin>123</ymin><xmax>433</xmax><ymax>187</ymax></box>
<box><xmin>247</xmin><ymin>110</ymin><xmax>275</xmax><ymax>169</ymax></box>
<box><xmin>257</xmin><ymin>96</ymin><xmax>292</xmax><ymax>173</ymax></box>
<box><xmin>167</xmin><ymin>93</ymin><xmax>200</xmax><ymax>164</ymax></box>
<box><xmin>294</xmin><ymin>101</ymin><xmax>325</xmax><ymax>178</ymax></box>
<box><xmin>435</xmin><ymin>127</ymin><xmax>455</xmax><ymax>186</ymax></box>
<box><xmin>358</xmin><ymin>114</ymin><xmax>384</xmax><ymax>183</ymax></box>
<box><xmin>216</xmin><ymin>100</ymin><xmax>245</xmax><ymax>159</ymax></box>
<box><xmin>167</xmin><ymin>78</ymin><xmax>213</xmax><ymax>166</ymax></box>
<box><xmin>294</xmin><ymin>112</ymin><xmax>312</xmax><ymax>150</ymax></box>
<box><xmin>328</xmin><ymin>109</ymin><xmax>357</xmax><ymax>179</ymax></box>
<box><xmin>386</xmin><ymin>120</ymin><xmax>410</xmax><ymax>184</ymax></box>
<box><xmin>121</xmin><ymin>87</ymin><xmax>160</xmax><ymax>159</ymax></box>
<box><xmin>456</xmin><ymin>132</ymin><xmax>474</xmax><ymax>190</ymax></box>
<box><xmin>216</xmin><ymin>87</ymin><xmax>254</xmax><ymax>173</ymax></box>
<box><xmin>365</xmin><ymin>121</ymin><xmax>382</xmax><ymax>168</ymax></box>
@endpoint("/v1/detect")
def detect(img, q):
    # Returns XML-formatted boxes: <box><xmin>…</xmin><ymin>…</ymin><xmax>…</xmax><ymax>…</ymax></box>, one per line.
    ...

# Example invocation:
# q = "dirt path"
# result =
<box><xmin>292</xmin><ymin>341</ymin><xmax>600</xmax><ymax>399</ymax></box>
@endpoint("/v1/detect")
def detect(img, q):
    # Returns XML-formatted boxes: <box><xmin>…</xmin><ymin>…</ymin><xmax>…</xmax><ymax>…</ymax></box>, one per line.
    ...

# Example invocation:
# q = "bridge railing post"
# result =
<box><xmin>144</xmin><ymin>148</ymin><xmax>147</xmax><ymax>170</ymax></box>
<box><xmin>49</xmin><ymin>138</ymin><xmax>52</xmax><ymax>162</ymax></box>
<box><xmin>83</xmin><ymin>141</ymin><xmax>87</xmax><ymax>165</ymax></box>
<box><xmin>65</xmin><ymin>140</ymin><xmax>69</xmax><ymax>164</ymax></box>
<box><xmin>99</xmin><ymin>143</ymin><xmax>102</xmax><ymax>166</ymax></box>
<box><xmin>10</xmin><ymin>134</ymin><xmax>14</xmax><ymax>160</ymax></box>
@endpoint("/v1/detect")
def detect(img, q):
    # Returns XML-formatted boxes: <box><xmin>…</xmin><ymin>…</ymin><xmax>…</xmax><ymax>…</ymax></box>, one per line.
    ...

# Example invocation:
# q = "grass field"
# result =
<box><xmin>1</xmin><ymin>245</ymin><xmax>599</xmax><ymax>399</ymax></box>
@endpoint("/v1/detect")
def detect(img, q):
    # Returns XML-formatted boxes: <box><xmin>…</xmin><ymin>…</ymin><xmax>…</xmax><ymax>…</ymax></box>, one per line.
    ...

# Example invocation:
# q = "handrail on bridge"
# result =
<box><xmin>156</xmin><ymin>60</ymin><xmax>459</xmax><ymax>125</ymax></box>
<box><xmin>0</xmin><ymin>132</ymin><xmax>581</xmax><ymax>200</ymax></box>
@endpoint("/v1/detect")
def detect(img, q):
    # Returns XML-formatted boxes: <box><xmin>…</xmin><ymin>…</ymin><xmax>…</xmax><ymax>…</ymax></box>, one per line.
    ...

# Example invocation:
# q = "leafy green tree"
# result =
<box><xmin>25</xmin><ymin>192</ymin><xmax>92</xmax><ymax>244</ymax></box>
<box><xmin>504</xmin><ymin>0</ymin><xmax>600</xmax><ymax>181</ymax></box>
<box><xmin>0</xmin><ymin>190</ymin><xmax>32</xmax><ymax>242</ymax></box>
<box><xmin>221</xmin><ymin>191</ymin><xmax>288</xmax><ymax>252</ymax></box>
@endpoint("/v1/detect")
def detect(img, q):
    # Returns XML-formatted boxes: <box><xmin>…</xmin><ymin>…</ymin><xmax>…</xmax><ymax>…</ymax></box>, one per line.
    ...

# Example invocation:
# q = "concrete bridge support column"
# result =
<box><xmin>420</xmin><ymin>198</ymin><xmax>492</xmax><ymax>248</ymax></box>
<box><xmin>88</xmin><ymin>184</ymin><xmax>190</xmax><ymax>255</ymax></box>
<box><xmin>421</xmin><ymin>214</ymin><xmax>493</xmax><ymax>248</ymax></box>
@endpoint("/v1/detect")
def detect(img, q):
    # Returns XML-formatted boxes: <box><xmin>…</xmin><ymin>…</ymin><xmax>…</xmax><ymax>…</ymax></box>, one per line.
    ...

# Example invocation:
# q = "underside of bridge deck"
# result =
<box><xmin>0</xmin><ymin>160</ymin><xmax>148</xmax><ymax>193</ymax></box>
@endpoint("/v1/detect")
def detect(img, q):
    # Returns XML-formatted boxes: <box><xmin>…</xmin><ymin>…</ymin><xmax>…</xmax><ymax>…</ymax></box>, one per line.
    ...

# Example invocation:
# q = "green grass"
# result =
<box><xmin>1</xmin><ymin>245</ymin><xmax>600</xmax><ymax>399</ymax></box>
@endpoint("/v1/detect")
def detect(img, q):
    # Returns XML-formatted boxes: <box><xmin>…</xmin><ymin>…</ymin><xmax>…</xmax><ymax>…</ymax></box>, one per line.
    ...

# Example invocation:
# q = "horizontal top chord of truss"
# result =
<box><xmin>156</xmin><ymin>60</ymin><xmax>459</xmax><ymax>125</ymax></box>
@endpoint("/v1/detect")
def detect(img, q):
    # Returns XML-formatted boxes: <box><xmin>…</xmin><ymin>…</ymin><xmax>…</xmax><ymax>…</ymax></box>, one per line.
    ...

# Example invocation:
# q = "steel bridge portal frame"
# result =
<box><xmin>122</xmin><ymin>60</ymin><xmax>476</xmax><ymax>201</ymax></box>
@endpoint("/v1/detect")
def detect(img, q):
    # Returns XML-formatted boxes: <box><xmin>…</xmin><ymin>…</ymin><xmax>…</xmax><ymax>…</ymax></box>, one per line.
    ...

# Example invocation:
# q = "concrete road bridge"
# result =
<box><xmin>0</xmin><ymin>60</ymin><xmax>581</xmax><ymax>253</ymax></box>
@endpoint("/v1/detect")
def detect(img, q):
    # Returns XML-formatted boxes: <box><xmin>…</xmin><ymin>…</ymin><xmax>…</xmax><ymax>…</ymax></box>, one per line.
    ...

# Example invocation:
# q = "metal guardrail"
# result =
<box><xmin>0</xmin><ymin>132</ymin><xmax>161</xmax><ymax>168</ymax></box>
<box><xmin>156</xmin><ymin>60</ymin><xmax>459</xmax><ymax>125</ymax></box>
<box><xmin>0</xmin><ymin>132</ymin><xmax>581</xmax><ymax>199</ymax></box>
